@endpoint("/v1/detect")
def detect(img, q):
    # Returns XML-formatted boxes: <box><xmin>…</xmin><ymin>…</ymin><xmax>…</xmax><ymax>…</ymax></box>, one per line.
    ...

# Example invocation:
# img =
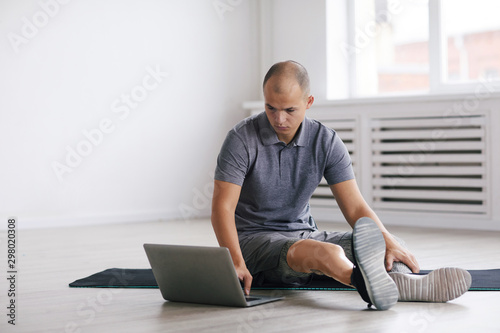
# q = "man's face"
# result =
<box><xmin>263</xmin><ymin>77</ymin><xmax>314</xmax><ymax>144</ymax></box>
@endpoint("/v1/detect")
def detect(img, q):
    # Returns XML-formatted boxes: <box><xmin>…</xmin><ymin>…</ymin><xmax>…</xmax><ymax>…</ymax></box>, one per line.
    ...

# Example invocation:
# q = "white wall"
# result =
<box><xmin>260</xmin><ymin>0</ymin><xmax>328</xmax><ymax>100</ymax></box>
<box><xmin>0</xmin><ymin>0</ymin><xmax>260</xmax><ymax>229</ymax></box>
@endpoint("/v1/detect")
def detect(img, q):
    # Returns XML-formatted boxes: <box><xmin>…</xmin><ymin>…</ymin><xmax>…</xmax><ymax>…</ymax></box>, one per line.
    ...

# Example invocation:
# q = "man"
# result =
<box><xmin>211</xmin><ymin>60</ymin><xmax>471</xmax><ymax>310</ymax></box>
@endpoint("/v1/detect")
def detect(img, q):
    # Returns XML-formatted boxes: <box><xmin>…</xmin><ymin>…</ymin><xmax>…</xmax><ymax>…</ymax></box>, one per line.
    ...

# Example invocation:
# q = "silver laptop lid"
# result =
<box><xmin>144</xmin><ymin>244</ymin><xmax>249</xmax><ymax>307</ymax></box>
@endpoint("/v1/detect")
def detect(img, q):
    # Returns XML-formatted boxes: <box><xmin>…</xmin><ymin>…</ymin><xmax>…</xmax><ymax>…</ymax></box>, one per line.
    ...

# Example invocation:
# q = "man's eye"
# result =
<box><xmin>287</xmin><ymin>109</ymin><xmax>295</xmax><ymax>113</ymax></box>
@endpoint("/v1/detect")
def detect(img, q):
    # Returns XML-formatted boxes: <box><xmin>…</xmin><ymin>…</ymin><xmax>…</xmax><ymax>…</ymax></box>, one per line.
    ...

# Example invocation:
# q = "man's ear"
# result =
<box><xmin>306</xmin><ymin>95</ymin><xmax>314</xmax><ymax>109</ymax></box>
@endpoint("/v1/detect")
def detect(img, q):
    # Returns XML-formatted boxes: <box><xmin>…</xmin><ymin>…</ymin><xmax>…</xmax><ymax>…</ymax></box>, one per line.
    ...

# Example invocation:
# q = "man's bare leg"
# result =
<box><xmin>286</xmin><ymin>219</ymin><xmax>471</xmax><ymax>307</ymax></box>
<box><xmin>286</xmin><ymin>218</ymin><xmax>399</xmax><ymax>310</ymax></box>
<box><xmin>286</xmin><ymin>239</ymin><xmax>353</xmax><ymax>286</ymax></box>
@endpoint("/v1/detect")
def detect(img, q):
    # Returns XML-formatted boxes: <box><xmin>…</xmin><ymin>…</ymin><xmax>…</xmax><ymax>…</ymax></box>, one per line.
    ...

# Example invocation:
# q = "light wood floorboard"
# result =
<box><xmin>1</xmin><ymin>219</ymin><xmax>499</xmax><ymax>333</ymax></box>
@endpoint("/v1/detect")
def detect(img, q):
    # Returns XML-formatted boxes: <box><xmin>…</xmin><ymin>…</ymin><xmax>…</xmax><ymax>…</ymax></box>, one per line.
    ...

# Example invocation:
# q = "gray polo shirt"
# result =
<box><xmin>214</xmin><ymin>111</ymin><xmax>354</xmax><ymax>235</ymax></box>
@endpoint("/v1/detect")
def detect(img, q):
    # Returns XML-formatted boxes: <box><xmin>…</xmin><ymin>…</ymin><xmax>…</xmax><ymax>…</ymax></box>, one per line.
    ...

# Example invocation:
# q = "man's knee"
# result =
<box><xmin>287</xmin><ymin>239</ymin><xmax>344</xmax><ymax>273</ymax></box>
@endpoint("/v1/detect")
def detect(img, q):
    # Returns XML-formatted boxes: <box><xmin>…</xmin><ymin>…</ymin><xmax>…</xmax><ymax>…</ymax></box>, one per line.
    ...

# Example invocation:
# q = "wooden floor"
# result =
<box><xmin>1</xmin><ymin>218</ymin><xmax>500</xmax><ymax>333</ymax></box>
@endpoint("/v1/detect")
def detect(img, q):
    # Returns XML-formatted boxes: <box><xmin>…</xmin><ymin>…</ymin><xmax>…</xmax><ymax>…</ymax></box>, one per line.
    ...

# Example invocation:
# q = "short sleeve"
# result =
<box><xmin>323</xmin><ymin>132</ymin><xmax>355</xmax><ymax>185</ymax></box>
<box><xmin>214</xmin><ymin>131</ymin><xmax>249</xmax><ymax>186</ymax></box>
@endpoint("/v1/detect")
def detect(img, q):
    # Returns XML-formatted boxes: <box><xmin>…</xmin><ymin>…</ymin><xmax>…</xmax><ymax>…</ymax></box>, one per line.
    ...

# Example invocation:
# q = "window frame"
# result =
<box><xmin>339</xmin><ymin>0</ymin><xmax>500</xmax><ymax>99</ymax></box>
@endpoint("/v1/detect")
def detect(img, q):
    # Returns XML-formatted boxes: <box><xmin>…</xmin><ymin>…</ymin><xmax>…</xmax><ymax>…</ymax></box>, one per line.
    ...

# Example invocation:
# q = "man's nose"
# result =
<box><xmin>275</xmin><ymin>111</ymin><xmax>286</xmax><ymax>124</ymax></box>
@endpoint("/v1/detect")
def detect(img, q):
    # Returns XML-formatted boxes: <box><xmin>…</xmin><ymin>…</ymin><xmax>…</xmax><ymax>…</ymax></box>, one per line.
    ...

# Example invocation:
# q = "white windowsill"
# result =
<box><xmin>243</xmin><ymin>90</ymin><xmax>500</xmax><ymax>109</ymax></box>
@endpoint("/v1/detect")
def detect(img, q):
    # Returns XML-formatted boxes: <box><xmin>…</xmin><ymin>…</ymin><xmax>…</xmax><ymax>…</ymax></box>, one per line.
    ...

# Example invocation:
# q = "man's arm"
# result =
<box><xmin>211</xmin><ymin>179</ymin><xmax>253</xmax><ymax>295</ymax></box>
<box><xmin>330</xmin><ymin>179</ymin><xmax>420</xmax><ymax>273</ymax></box>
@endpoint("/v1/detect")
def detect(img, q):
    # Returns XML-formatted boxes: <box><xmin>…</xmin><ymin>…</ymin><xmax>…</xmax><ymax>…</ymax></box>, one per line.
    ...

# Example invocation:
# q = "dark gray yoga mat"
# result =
<box><xmin>69</xmin><ymin>268</ymin><xmax>500</xmax><ymax>291</ymax></box>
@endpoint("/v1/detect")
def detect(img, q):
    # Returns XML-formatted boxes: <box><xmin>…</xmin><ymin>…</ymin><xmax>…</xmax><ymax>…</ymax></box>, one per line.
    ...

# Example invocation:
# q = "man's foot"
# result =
<box><xmin>351</xmin><ymin>217</ymin><xmax>399</xmax><ymax>310</ymax></box>
<box><xmin>390</xmin><ymin>267</ymin><xmax>471</xmax><ymax>302</ymax></box>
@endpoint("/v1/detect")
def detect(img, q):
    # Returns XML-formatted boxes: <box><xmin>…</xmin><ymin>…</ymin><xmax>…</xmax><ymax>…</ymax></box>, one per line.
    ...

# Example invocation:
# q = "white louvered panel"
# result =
<box><xmin>313</xmin><ymin>186</ymin><xmax>332</xmax><ymax>196</ymax></box>
<box><xmin>371</xmin><ymin>128</ymin><xmax>485</xmax><ymax>140</ymax></box>
<box><xmin>372</xmin><ymin>177</ymin><xmax>486</xmax><ymax>188</ymax></box>
<box><xmin>311</xmin><ymin>117</ymin><xmax>358</xmax><ymax>205</ymax></box>
<box><xmin>374</xmin><ymin>201</ymin><xmax>487</xmax><ymax>214</ymax></box>
<box><xmin>337</xmin><ymin>131</ymin><xmax>356</xmax><ymax>140</ymax></box>
<box><xmin>371</xmin><ymin>114</ymin><xmax>488</xmax><ymax>215</ymax></box>
<box><xmin>372</xmin><ymin>141</ymin><xmax>484</xmax><ymax>152</ymax></box>
<box><xmin>321</xmin><ymin>120</ymin><xmax>357</xmax><ymax>130</ymax></box>
<box><xmin>344</xmin><ymin>143</ymin><xmax>355</xmax><ymax>152</ymax></box>
<box><xmin>373</xmin><ymin>189</ymin><xmax>486</xmax><ymax>201</ymax></box>
<box><xmin>371</xmin><ymin>116</ymin><xmax>485</xmax><ymax>128</ymax></box>
<box><xmin>372</xmin><ymin>166</ymin><xmax>486</xmax><ymax>176</ymax></box>
<box><xmin>372</xmin><ymin>154</ymin><xmax>486</xmax><ymax>163</ymax></box>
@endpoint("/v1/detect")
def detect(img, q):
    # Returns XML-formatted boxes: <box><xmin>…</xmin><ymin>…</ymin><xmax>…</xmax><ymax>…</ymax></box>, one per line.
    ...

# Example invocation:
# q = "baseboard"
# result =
<box><xmin>0</xmin><ymin>208</ymin><xmax>210</xmax><ymax>230</ymax></box>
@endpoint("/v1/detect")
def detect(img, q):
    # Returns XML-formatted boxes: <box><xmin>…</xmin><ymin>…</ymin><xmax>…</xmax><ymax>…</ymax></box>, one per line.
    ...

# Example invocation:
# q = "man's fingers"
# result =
<box><xmin>385</xmin><ymin>254</ymin><xmax>395</xmax><ymax>271</ymax></box>
<box><xmin>406</xmin><ymin>254</ymin><xmax>420</xmax><ymax>273</ymax></box>
<box><xmin>399</xmin><ymin>251</ymin><xmax>420</xmax><ymax>273</ymax></box>
<box><xmin>243</xmin><ymin>274</ymin><xmax>253</xmax><ymax>295</ymax></box>
<box><xmin>244</xmin><ymin>280</ymin><xmax>251</xmax><ymax>295</ymax></box>
<box><xmin>386</xmin><ymin>251</ymin><xmax>420</xmax><ymax>273</ymax></box>
<box><xmin>237</xmin><ymin>267</ymin><xmax>253</xmax><ymax>295</ymax></box>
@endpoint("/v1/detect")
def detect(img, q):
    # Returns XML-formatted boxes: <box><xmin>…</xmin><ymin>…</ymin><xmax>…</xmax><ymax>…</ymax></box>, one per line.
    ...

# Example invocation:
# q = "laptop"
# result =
<box><xmin>143</xmin><ymin>243</ymin><xmax>283</xmax><ymax>307</ymax></box>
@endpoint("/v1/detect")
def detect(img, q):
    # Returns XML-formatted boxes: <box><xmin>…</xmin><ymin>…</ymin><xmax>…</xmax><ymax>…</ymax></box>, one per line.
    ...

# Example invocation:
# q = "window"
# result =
<box><xmin>327</xmin><ymin>0</ymin><xmax>500</xmax><ymax>99</ymax></box>
<box><xmin>441</xmin><ymin>0</ymin><xmax>500</xmax><ymax>84</ymax></box>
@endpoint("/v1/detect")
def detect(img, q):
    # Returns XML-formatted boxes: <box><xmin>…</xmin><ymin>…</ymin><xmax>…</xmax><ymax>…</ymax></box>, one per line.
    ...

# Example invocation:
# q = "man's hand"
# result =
<box><xmin>383</xmin><ymin>232</ymin><xmax>420</xmax><ymax>273</ymax></box>
<box><xmin>211</xmin><ymin>180</ymin><xmax>252</xmax><ymax>294</ymax></box>
<box><xmin>236</xmin><ymin>264</ymin><xmax>253</xmax><ymax>295</ymax></box>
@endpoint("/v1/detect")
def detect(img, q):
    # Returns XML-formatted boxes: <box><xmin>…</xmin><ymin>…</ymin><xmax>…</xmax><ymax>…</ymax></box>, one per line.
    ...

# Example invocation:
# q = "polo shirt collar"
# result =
<box><xmin>258</xmin><ymin>112</ymin><xmax>309</xmax><ymax>147</ymax></box>
<box><xmin>293</xmin><ymin>120</ymin><xmax>308</xmax><ymax>147</ymax></box>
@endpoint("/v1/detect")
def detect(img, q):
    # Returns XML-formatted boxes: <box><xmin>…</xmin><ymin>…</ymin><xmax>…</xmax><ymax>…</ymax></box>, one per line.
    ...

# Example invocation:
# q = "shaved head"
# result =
<box><xmin>263</xmin><ymin>61</ymin><xmax>310</xmax><ymax>99</ymax></box>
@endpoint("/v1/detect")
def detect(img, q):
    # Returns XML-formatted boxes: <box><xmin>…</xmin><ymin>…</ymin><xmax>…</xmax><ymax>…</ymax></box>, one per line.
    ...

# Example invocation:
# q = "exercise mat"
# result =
<box><xmin>69</xmin><ymin>268</ymin><xmax>500</xmax><ymax>291</ymax></box>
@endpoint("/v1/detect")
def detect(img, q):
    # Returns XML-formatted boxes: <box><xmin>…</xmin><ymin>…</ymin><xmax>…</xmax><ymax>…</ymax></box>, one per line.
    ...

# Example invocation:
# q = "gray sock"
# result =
<box><xmin>390</xmin><ymin>261</ymin><xmax>412</xmax><ymax>274</ymax></box>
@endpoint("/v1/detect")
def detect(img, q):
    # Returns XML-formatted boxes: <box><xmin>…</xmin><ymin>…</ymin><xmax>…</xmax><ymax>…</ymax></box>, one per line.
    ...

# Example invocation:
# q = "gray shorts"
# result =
<box><xmin>239</xmin><ymin>229</ymin><xmax>410</xmax><ymax>287</ymax></box>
